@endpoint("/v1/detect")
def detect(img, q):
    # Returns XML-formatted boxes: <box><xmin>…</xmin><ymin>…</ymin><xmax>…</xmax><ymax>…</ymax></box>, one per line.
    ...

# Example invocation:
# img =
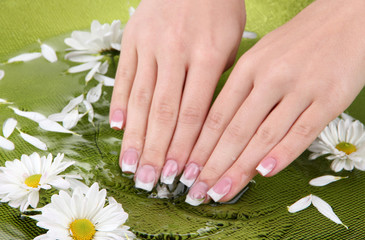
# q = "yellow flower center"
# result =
<box><xmin>69</xmin><ymin>219</ymin><xmax>96</xmax><ymax>240</ymax></box>
<box><xmin>335</xmin><ymin>142</ymin><xmax>357</xmax><ymax>155</ymax></box>
<box><xmin>24</xmin><ymin>174</ymin><xmax>42</xmax><ymax>188</ymax></box>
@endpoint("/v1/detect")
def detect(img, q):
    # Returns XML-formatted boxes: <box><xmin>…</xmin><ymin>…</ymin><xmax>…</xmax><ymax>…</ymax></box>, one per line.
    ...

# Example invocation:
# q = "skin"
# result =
<box><xmin>110</xmin><ymin>0</ymin><xmax>365</xmax><ymax>203</ymax></box>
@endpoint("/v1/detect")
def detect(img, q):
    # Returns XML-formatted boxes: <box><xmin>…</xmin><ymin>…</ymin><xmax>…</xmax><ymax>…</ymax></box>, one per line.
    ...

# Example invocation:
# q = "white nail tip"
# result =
<box><xmin>180</xmin><ymin>174</ymin><xmax>196</xmax><ymax>188</ymax></box>
<box><xmin>160</xmin><ymin>173</ymin><xmax>176</xmax><ymax>185</ymax></box>
<box><xmin>185</xmin><ymin>195</ymin><xmax>204</xmax><ymax>206</ymax></box>
<box><xmin>121</xmin><ymin>162</ymin><xmax>137</xmax><ymax>174</ymax></box>
<box><xmin>110</xmin><ymin>120</ymin><xmax>123</xmax><ymax>129</ymax></box>
<box><xmin>256</xmin><ymin>164</ymin><xmax>271</xmax><ymax>176</ymax></box>
<box><xmin>135</xmin><ymin>179</ymin><xmax>154</xmax><ymax>192</ymax></box>
<box><xmin>207</xmin><ymin>189</ymin><xmax>225</xmax><ymax>202</ymax></box>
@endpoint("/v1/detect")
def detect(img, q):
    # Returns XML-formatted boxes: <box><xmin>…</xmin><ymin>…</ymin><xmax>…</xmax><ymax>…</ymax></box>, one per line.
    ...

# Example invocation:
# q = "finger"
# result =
<box><xmin>180</xmin><ymin>60</ymin><xmax>254</xmax><ymax>187</ymax></box>
<box><xmin>119</xmin><ymin>51</ymin><xmax>157</xmax><ymax>174</ymax></box>
<box><xmin>185</xmin><ymin>85</ymin><xmax>284</xmax><ymax>205</ymax></box>
<box><xmin>134</xmin><ymin>58</ymin><xmax>186</xmax><ymax>191</ymax></box>
<box><xmin>110</xmin><ymin>32</ymin><xmax>137</xmax><ymax>130</ymax></box>
<box><xmin>206</xmin><ymin>94</ymin><xmax>311</xmax><ymax>202</ymax></box>
<box><xmin>160</xmin><ymin>59</ymin><xmax>226</xmax><ymax>185</ymax></box>
<box><xmin>257</xmin><ymin>101</ymin><xmax>337</xmax><ymax>177</ymax></box>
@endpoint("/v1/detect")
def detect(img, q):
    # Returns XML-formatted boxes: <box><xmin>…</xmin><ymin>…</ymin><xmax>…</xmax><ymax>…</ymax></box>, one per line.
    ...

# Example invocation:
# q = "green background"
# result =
<box><xmin>1</xmin><ymin>0</ymin><xmax>365</xmax><ymax>239</ymax></box>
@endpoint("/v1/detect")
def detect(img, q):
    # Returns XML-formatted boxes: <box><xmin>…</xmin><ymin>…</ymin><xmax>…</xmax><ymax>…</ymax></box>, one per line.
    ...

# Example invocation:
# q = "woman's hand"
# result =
<box><xmin>110</xmin><ymin>0</ymin><xmax>246</xmax><ymax>191</ymax></box>
<box><xmin>184</xmin><ymin>0</ymin><xmax>365</xmax><ymax>205</ymax></box>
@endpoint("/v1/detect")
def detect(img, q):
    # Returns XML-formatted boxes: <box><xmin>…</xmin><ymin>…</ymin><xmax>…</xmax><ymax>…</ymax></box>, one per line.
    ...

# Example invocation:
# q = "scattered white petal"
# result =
<box><xmin>19</xmin><ymin>132</ymin><xmax>47</xmax><ymax>151</ymax></box>
<box><xmin>85</xmin><ymin>61</ymin><xmax>101</xmax><ymax>82</ymax></box>
<box><xmin>83</xmin><ymin>100</ymin><xmax>94</xmax><ymax>123</ymax></box>
<box><xmin>129</xmin><ymin>6</ymin><xmax>135</xmax><ymax>16</ymax></box>
<box><xmin>61</xmin><ymin>94</ymin><xmax>84</xmax><ymax>114</ymax></box>
<box><xmin>40</xmin><ymin>44</ymin><xmax>57</xmax><ymax>63</ymax></box>
<box><xmin>94</xmin><ymin>73</ymin><xmax>115</xmax><ymax>86</ymax></box>
<box><xmin>67</xmin><ymin>61</ymin><xmax>99</xmax><ymax>73</ymax></box>
<box><xmin>309</xmin><ymin>175</ymin><xmax>348</xmax><ymax>187</ymax></box>
<box><xmin>3</xmin><ymin>118</ymin><xmax>17</xmax><ymax>138</ymax></box>
<box><xmin>0</xmin><ymin>98</ymin><xmax>12</xmax><ymax>104</ymax></box>
<box><xmin>98</xmin><ymin>61</ymin><xmax>109</xmax><ymax>75</ymax></box>
<box><xmin>8</xmin><ymin>52</ymin><xmax>42</xmax><ymax>63</ymax></box>
<box><xmin>47</xmin><ymin>112</ymin><xmax>67</xmax><ymax>122</ymax></box>
<box><xmin>287</xmin><ymin>194</ymin><xmax>312</xmax><ymax>213</ymax></box>
<box><xmin>38</xmin><ymin>119</ymin><xmax>78</xmax><ymax>135</ymax></box>
<box><xmin>242</xmin><ymin>31</ymin><xmax>258</xmax><ymax>39</ymax></box>
<box><xmin>86</xmin><ymin>83</ymin><xmax>103</xmax><ymax>103</ymax></box>
<box><xmin>311</xmin><ymin>195</ymin><xmax>348</xmax><ymax>229</ymax></box>
<box><xmin>0</xmin><ymin>70</ymin><xmax>4</xmax><ymax>80</ymax></box>
<box><xmin>65</xmin><ymin>54</ymin><xmax>103</xmax><ymax>63</ymax></box>
<box><xmin>8</xmin><ymin>107</ymin><xmax>47</xmax><ymax>123</ymax></box>
<box><xmin>0</xmin><ymin>136</ymin><xmax>15</xmax><ymax>150</ymax></box>
<box><xmin>62</xmin><ymin>108</ymin><xmax>79</xmax><ymax>130</ymax></box>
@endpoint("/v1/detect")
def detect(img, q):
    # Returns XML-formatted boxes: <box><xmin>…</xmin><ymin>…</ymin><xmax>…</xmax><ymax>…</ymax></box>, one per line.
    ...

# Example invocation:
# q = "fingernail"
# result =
<box><xmin>121</xmin><ymin>148</ymin><xmax>138</xmax><ymax>173</ymax></box>
<box><xmin>110</xmin><ymin>109</ymin><xmax>124</xmax><ymax>129</ymax></box>
<box><xmin>180</xmin><ymin>163</ymin><xmax>200</xmax><ymax>187</ymax></box>
<box><xmin>185</xmin><ymin>182</ymin><xmax>209</xmax><ymax>206</ymax></box>
<box><xmin>207</xmin><ymin>177</ymin><xmax>232</xmax><ymax>202</ymax></box>
<box><xmin>135</xmin><ymin>165</ymin><xmax>156</xmax><ymax>191</ymax></box>
<box><xmin>160</xmin><ymin>160</ymin><xmax>178</xmax><ymax>184</ymax></box>
<box><xmin>256</xmin><ymin>157</ymin><xmax>277</xmax><ymax>176</ymax></box>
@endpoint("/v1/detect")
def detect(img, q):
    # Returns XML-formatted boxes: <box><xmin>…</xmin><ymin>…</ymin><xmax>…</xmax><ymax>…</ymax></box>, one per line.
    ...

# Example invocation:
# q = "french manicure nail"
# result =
<box><xmin>121</xmin><ymin>148</ymin><xmax>138</xmax><ymax>173</ymax></box>
<box><xmin>135</xmin><ymin>165</ymin><xmax>156</xmax><ymax>191</ymax></box>
<box><xmin>161</xmin><ymin>159</ymin><xmax>178</xmax><ymax>184</ymax></box>
<box><xmin>207</xmin><ymin>177</ymin><xmax>232</xmax><ymax>202</ymax></box>
<box><xmin>110</xmin><ymin>109</ymin><xmax>124</xmax><ymax>129</ymax></box>
<box><xmin>180</xmin><ymin>163</ymin><xmax>200</xmax><ymax>187</ymax></box>
<box><xmin>256</xmin><ymin>157</ymin><xmax>277</xmax><ymax>176</ymax></box>
<box><xmin>185</xmin><ymin>182</ymin><xmax>209</xmax><ymax>206</ymax></box>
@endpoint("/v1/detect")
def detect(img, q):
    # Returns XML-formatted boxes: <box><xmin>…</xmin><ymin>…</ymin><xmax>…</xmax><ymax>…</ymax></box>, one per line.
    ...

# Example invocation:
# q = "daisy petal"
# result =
<box><xmin>129</xmin><ymin>6</ymin><xmax>135</xmax><ymax>16</ymax></box>
<box><xmin>0</xmin><ymin>69</ymin><xmax>4</xmax><ymax>80</ymax></box>
<box><xmin>309</xmin><ymin>175</ymin><xmax>348</xmax><ymax>187</ymax></box>
<box><xmin>48</xmin><ymin>112</ymin><xmax>67</xmax><ymax>122</ymax></box>
<box><xmin>38</xmin><ymin>119</ymin><xmax>78</xmax><ymax>135</ymax></box>
<box><xmin>61</xmin><ymin>94</ymin><xmax>84</xmax><ymax>114</ymax></box>
<box><xmin>242</xmin><ymin>31</ymin><xmax>258</xmax><ymax>39</ymax></box>
<box><xmin>94</xmin><ymin>74</ymin><xmax>115</xmax><ymax>86</ymax></box>
<box><xmin>19</xmin><ymin>132</ymin><xmax>47</xmax><ymax>151</ymax></box>
<box><xmin>8</xmin><ymin>52</ymin><xmax>42</xmax><ymax>63</ymax></box>
<box><xmin>287</xmin><ymin>194</ymin><xmax>312</xmax><ymax>213</ymax></box>
<box><xmin>9</xmin><ymin>107</ymin><xmax>47</xmax><ymax>123</ymax></box>
<box><xmin>41</xmin><ymin>44</ymin><xmax>58</xmax><ymax>63</ymax></box>
<box><xmin>68</xmin><ymin>61</ymin><xmax>99</xmax><ymax>73</ymax></box>
<box><xmin>0</xmin><ymin>136</ymin><xmax>15</xmax><ymax>150</ymax></box>
<box><xmin>85</xmin><ymin>62</ymin><xmax>101</xmax><ymax>82</ymax></box>
<box><xmin>311</xmin><ymin>195</ymin><xmax>348</xmax><ymax>229</ymax></box>
<box><xmin>86</xmin><ymin>83</ymin><xmax>103</xmax><ymax>103</ymax></box>
<box><xmin>331</xmin><ymin>159</ymin><xmax>345</xmax><ymax>172</ymax></box>
<box><xmin>83</xmin><ymin>100</ymin><xmax>94</xmax><ymax>123</ymax></box>
<box><xmin>62</xmin><ymin>109</ymin><xmax>79</xmax><ymax>130</ymax></box>
<box><xmin>3</xmin><ymin>118</ymin><xmax>17</xmax><ymax>138</ymax></box>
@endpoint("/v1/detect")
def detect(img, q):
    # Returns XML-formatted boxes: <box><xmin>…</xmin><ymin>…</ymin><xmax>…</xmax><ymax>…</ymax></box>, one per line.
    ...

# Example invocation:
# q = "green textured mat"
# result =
<box><xmin>1</xmin><ymin>0</ymin><xmax>365</xmax><ymax>239</ymax></box>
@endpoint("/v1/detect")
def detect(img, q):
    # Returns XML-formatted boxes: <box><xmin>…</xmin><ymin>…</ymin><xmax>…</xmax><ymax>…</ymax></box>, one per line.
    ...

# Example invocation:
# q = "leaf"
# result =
<box><xmin>94</xmin><ymin>74</ymin><xmax>114</xmax><ymax>86</ymax></box>
<box><xmin>38</xmin><ymin>119</ymin><xmax>78</xmax><ymax>135</ymax></box>
<box><xmin>83</xmin><ymin>100</ymin><xmax>94</xmax><ymax>123</ymax></box>
<box><xmin>0</xmin><ymin>69</ymin><xmax>4</xmax><ymax>80</ymax></box>
<box><xmin>8</xmin><ymin>52</ymin><xmax>42</xmax><ymax>63</ymax></box>
<box><xmin>41</xmin><ymin>44</ymin><xmax>58</xmax><ymax>63</ymax></box>
<box><xmin>86</xmin><ymin>83</ymin><xmax>103</xmax><ymax>103</ymax></box>
<box><xmin>9</xmin><ymin>107</ymin><xmax>47</xmax><ymax>123</ymax></box>
<box><xmin>3</xmin><ymin>118</ymin><xmax>17</xmax><ymax>138</ymax></box>
<box><xmin>309</xmin><ymin>175</ymin><xmax>348</xmax><ymax>187</ymax></box>
<box><xmin>62</xmin><ymin>108</ymin><xmax>79</xmax><ymax>129</ymax></box>
<box><xmin>311</xmin><ymin>195</ymin><xmax>348</xmax><ymax>229</ymax></box>
<box><xmin>0</xmin><ymin>136</ymin><xmax>15</xmax><ymax>150</ymax></box>
<box><xmin>61</xmin><ymin>94</ymin><xmax>84</xmax><ymax>114</ymax></box>
<box><xmin>287</xmin><ymin>194</ymin><xmax>312</xmax><ymax>213</ymax></box>
<box><xmin>19</xmin><ymin>132</ymin><xmax>47</xmax><ymax>150</ymax></box>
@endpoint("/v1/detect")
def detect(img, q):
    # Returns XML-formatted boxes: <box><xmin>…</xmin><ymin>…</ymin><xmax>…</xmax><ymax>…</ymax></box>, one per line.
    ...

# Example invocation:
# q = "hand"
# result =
<box><xmin>110</xmin><ymin>0</ymin><xmax>246</xmax><ymax>191</ymax></box>
<box><xmin>184</xmin><ymin>0</ymin><xmax>365</xmax><ymax>205</ymax></box>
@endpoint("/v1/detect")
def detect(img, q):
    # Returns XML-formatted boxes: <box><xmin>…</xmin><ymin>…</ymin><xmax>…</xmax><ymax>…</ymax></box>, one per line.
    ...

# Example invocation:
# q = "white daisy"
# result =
<box><xmin>32</xmin><ymin>183</ymin><xmax>135</xmax><ymax>240</ymax></box>
<box><xmin>0</xmin><ymin>153</ymin><xmax>77</xmax><ymax>212</ymax></box>
<box><xmin>64</xmin><ymin>20</ymin><xmax>123</xmax><ymax>82</ymax></box>
<box><xmin>308</xmin><ymin>113</ymin><xmax>365</xmax><ymax>172</ymax></box>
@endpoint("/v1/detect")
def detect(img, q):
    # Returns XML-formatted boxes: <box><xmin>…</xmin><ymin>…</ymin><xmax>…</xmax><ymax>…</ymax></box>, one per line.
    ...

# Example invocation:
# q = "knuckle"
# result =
<box><xmin>116</xmin><ymin>66</ymin><xmax>131</xmax><ymax>81</ymax></box>
<box><xmin>291</xmin><ymin>122</ymin><xmax>314</xmax><ymax>139</ymax></box>
<box><xmin>200</xmin><ymin>165</ymin><xmax>222</xmax><ymax>182</ymax></box>
<box><xmin>154</xmin><ymin>102</ymin><xmax>177</xmax><ymax>123</ymax></box>
<box><xmin>131</xmin><ymin>88</ymin><xmax>151</xmax><ymax>107</ymax></box>
<box><xmin>205</xmin><ymin>111</ymin><xmax>225</xmax><ymax>131</ymax></box>
<box><xmin>234</xmin><ymin>162</ymin><xmax>252</xmax><ymax>179</ymax></box>
<box><xmin>143</xmin><ymin>144</ymin><xmax>164</xmax><ymax>162</ymax></box>
<box><xmin>254</xmin><ymin>126</ymin><xmax>277</xmax><ymax>146</ymax></box>
<box><xmin>123</xmin><ymin>130</ymin><xmax>144</xmax><ymax>151</ymax></box>
<box><xmin>179</xmin><ymin>105</ymin><xmax>203</xmax><ymax>125</ymax></box>
<box><xmin>225</xmin><ymin>122</ymin><xmax>246</xmax><ymax>143</ymax></box>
